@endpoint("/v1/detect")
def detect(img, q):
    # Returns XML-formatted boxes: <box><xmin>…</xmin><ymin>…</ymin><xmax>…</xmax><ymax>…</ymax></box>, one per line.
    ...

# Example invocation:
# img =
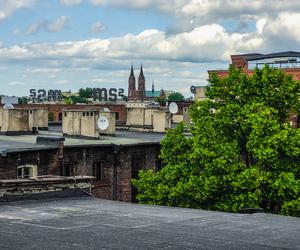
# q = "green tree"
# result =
<box><xmin>18</xmin><ymin>96</ymin><xmax>29</xmax><ymax>104</ymax></box>
<box><xmin>155</xmin><ymin>97</ymin><xmax>166</xmax><ymax>106</ymax></box>
<box><xmin>79</xmin><ymin>88</ymin><xmax>93</xmax><ymax>98</ymax></box>
<box><xmin>167</xmin><ymin>92</ymin><xmax>185</xmax><ymax>102</ymax></box>
<box><xmin>64</xmin><ymin>95</ymin><xmax>88</xmax><ymax>104</ymax></box>
<box><xmin>133</xmin><ymin>66</ymin><xmax>300</xmax><ymax>216</ymax></box>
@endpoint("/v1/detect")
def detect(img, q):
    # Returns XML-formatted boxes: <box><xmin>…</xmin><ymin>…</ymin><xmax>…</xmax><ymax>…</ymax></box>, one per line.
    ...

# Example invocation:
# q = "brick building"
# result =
<box><xmin>208</xmin><ymin>51</ymin><xmax>300</xmax><ymax>128</ymax></box>
<box><xmin>0</xmin><ymin>131</ymin><xmax>162</xmax><ymax>202</ymax></box>
<box><xmin>208</xmin><ymin>51</ymin><xmax>300</xmax><ymax>80</ymax></box>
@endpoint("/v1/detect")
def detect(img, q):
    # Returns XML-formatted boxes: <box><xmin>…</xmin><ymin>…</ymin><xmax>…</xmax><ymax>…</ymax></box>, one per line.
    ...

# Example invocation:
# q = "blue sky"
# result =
<box><xmin>0</xmin><ymin>0</ymin><xmax>300</xmax><ymax>97</ymax></box>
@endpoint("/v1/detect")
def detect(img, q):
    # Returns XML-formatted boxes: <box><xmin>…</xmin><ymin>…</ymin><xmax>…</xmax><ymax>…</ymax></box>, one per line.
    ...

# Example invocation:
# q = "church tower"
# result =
<box><xmin>138</xmin><ymin>65</ymin><xmax>145</xmax><ymax>97</ymax></box>
<box><xmin>128</xmin><ymin>65</ymin><xmax>136</xmax><ymax>98</ymax></box>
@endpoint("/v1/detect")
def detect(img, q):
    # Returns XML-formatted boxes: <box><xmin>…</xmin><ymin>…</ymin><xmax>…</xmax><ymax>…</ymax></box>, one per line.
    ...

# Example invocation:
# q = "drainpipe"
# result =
<box><xmin>112</xmin><ymin>145</ymin><xmax>120</xmax><ymax>201</ymax></box>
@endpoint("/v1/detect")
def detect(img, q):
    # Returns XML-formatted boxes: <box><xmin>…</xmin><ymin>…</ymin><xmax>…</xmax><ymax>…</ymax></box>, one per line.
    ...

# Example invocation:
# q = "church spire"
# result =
<box><xmin>128</xmin><ymin>64</ymin><xmax>136</xmax><ymax>98</ymax></box>
<box><xmin>152</xmin><ymin>81</ymin><xmax>155</xmax><ymax>96</ymax></box>
<box><xmin>138</xmin><ymin>64</ymin><xmax>145</xmax><ymax>96</ymax></box>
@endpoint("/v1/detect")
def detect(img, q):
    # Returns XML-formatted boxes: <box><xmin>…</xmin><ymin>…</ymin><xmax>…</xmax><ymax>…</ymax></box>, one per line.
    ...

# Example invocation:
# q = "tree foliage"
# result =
<box><xmin>79</xmin><ymin>88</ymin><xmax>93</xmax><ymax>98</ymax></box>
<box><xmin>132</xmin><ymin>66</ymin><xmax>300</xmax><ymax>216</ymax></box>
<box><xmin>167</xmin><ymin>92</ymin><xmax>185</xmax><ymax>102</ymax></box>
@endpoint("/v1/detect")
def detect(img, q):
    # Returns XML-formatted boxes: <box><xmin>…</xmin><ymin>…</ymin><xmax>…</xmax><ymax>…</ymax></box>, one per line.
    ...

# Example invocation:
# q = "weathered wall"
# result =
<box><xmin>172</xmin><ymin>114</ymin><xmax>183</xmax><ymax>123</ymax></box>
<box><xmin>0</xmin><ymin>109</ymin><xmax>30</xmax><ymax>133</ymax></box>
<box><xmin>1</xmin><ymin>104</ymin><xmax>127</xmax><ymax>123</ymax></box>
<box><xmin>126</xmin><ymin>107</ymin><xmax>145</xmax><ymax>126</ymax></box>
<box><xmin>28</xmin><ymin>109</ymin><xmax>48</xmax><ymax>130</ymax></box>
<box><xmin>0</xmin><ymin>143</ymin><xmax>160</xmax><ymax>202</ymax></box>
<box><xmin>153</xmin><ymin>111</ymin><xmax>171</xmax><ymax>132</ymax></box>
<box><xmin>98</xmin><ymin>111</ymin><xmax>116</xmax><ymax>135</ymax></box>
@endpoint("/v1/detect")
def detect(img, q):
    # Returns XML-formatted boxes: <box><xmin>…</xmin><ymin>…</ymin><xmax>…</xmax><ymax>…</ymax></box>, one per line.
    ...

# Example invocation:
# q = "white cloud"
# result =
<box><xmin>8</xmin><ymin>81</ymin><xmax>26</xmax><ymax>86</ymax></box>
<box><xmin>60</xmin><ymin>0</ymin><xmax>82</xmax><ymax>5</ymax></box>
<box><xmin>89</xmin><ymin>0</ymin><xmax>300</xmax><ymax>34</ymax></box>
<box><xmin>25</xmin><ymin>16</ymin><xmax>70</xmax><ymax>35</ymax></box>
<box><xmin>91</xmin><ymin>21</ymin><xmax>105</xmax><ymax>34</ymax></box>
<box><xmin>48</xmin><ymin>16</ymin><xmax>70</xmax><ymax>32</ymax></box>
<box><xmin>0</xmin><ymin>0</ymin><xmax>35</xmax><ymax>21</ymax></box>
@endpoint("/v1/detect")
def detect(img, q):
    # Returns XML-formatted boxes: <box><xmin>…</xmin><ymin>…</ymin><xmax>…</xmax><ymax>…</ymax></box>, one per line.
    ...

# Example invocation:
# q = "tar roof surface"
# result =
<box><xmin>0</xmin><ymin>130</ymin><xmax>164</xmax><ymax>153</ymax></box>
<box><xmin>0</xmin><ymin>197</ymin><xmax>299</xmax><ymax>250</ymax></box>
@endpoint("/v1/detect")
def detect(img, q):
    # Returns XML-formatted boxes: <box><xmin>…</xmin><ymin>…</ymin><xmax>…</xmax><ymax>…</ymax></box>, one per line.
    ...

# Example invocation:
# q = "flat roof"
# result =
<box><xmin>0</xmin><ymin>130</ymin><xmax>164</xmax><ymax>153</ymax></box>
<box><xmin>236</xmin><ymin>51</ymin><xmax>300</xmax><ymax>61</ymax></box>
<box><xmin>0</xmin><ymin>197</ymin><xmax>299</xmax><ymax>249</ymax></box>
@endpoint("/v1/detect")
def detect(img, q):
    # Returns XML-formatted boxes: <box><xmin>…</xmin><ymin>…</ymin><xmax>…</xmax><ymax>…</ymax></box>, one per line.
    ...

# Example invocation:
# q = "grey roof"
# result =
<box><xmin>244</xmin><ymin>51</ymin><xmax>300</xmax><ymax>61</ymax></box>
<box><xmin>0</xmin><ymin>197</ymin><xmax>299</xmax><ymax>249</ymax></box>
<box><xmin>0</xmin><ymin>130</ymin><xmax>164</xmax><ymax>153</ymax></box>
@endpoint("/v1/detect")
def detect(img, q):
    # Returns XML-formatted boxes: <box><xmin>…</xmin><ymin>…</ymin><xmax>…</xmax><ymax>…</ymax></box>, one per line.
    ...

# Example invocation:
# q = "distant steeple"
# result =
<box><xmin>151</xmin><ymin>81</ymin><xmax>155</xmax><ymax>97</ymax></box>
<box><xmin>138</xmin><ymin>64</ymin><xmax>145</xmax><ymax>96</ymax></box>
<box><xmin>128</xmin><ymin>64</ymin><xmax>136</xmax><ymax>98</ymax></box>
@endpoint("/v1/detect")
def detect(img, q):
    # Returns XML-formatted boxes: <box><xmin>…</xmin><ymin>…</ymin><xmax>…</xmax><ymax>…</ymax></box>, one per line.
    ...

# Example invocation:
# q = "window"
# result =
<box><xmin>93</xmin><ymin>162</ymin><xmax>104</xmax><ymax>180</ymax></box>
<box><xmin>17</xmin><ymin>165</ymin><xmax>37</xmax><ymax>179</ymax></box>
<box><xmin>61</xmin><ymin>164</ymin><xmax>72</xmax><ymax>177</ymax></box>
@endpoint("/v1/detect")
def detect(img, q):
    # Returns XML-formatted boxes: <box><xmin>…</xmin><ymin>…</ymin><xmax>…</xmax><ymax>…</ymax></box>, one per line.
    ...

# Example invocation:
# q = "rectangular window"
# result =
<box><xmin>61</xmin><ymin>164</ymin><xmax>72</xmax><ymax>177</ymax></box>
<box><xmin>93</xmin><ymin>162</ymin><xmax>104</xmax><ymax>180</ymax></box>
<box><xmin>17</xmin><ymin>165</ymin><xmax>37</xmax><ymax>179</ymax></box>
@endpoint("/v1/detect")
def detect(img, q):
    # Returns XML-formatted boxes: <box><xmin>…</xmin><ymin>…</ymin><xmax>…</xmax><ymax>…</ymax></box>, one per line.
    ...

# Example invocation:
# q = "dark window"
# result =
<box><xmin>17</xmin><ymin>168</ymin><xmax>22</xmax><ymax>178</ymax></box>
<box><xmin>64</xmin><ymin>112</ymin><xmax>67</xmax><ymax>117</ymax></box>
<box><xmin>58</xmin><ymin>112</ymin><xmax>62</xmax><ymax>121</ymax></box>
<box><xmin>61</xmin><ymin>164</ymin><xmax>72</xmax><ymax>177</ymax></box>
<box><xmin>115</xmin><ymin>112</ymin><xmax>119</xmax><ymax>120</ymax></box>
<box><xmin>131</xmin><ymin>156</ymin><xmax>145</xmax><ymax>203</ymax></box>
<box><xmin>93</xmin><ymin>162</ymin><xmax>103</xmax><ymax>180</ymax></box>
<box><xmin>83</xmin><ymin>112</ymin><xmax>85</xmax><ymax>116</ymax></box>
<box><xmin>29</xmin><ymin>110</ymin><xmax>33</xmax><ymax>114</ymax></box>
<box><xmin>91</xmin><ymin>112</ymin><xmax>93</xmax><ymax>116</ymax></box>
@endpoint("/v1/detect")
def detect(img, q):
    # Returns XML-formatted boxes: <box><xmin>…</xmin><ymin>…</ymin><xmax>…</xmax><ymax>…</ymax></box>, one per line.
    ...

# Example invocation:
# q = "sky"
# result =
<box><xmin>0</xmin><ymin>0</ymin><xmax>300</xmax><ymax>97</ymax></box>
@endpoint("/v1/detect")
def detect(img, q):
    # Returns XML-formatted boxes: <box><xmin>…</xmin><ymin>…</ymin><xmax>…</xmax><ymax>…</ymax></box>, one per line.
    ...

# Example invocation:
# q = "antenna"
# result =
<box><xmin>1</xmin><ymin>96</ymin><xmax>18</xmax><ymax>109</ymax></box>
<box><xmin>169</xmin><ymin>102</ymin><xmax>178</xmax><ymax>114</ymax></box>
<box><xmin>97</xmin><ymin>116</ymin><xmax>109</xmax><ymax>130</ymax></box>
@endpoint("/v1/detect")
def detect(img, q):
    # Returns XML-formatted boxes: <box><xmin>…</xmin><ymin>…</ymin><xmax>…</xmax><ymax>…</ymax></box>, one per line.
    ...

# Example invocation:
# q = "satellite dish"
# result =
<box><xmin>97</xmin><ymin>116</ymin><xmax>109</xmax><ymax>130</ymax></box>
<box><xmin>104</xmin><ymin>108</ymin><xmax>110</xmax><ymax>112</ymax></box>
<box><xmin>190</xmin><ymin>85</ymin><xmax>196</xmax><ymax>94</ymax></box>
<box><xmin>169</xmin><ymin>102</ymin><xmax>178</xmax><ymax>114</ymax></box>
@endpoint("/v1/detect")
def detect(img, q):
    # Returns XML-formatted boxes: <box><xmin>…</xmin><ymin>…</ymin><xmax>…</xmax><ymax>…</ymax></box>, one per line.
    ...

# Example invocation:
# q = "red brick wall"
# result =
<box><xmin>0</xmin><ymin>143</ymin><xmax>160</xmax><ymax>202</ymax></box>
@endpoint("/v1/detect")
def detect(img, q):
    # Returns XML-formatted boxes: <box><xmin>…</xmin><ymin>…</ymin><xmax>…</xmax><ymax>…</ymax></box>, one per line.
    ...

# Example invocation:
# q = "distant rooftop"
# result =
<box><xmin>240</xmin><ymin>51</ymin><xmax>300</xmax><ymax>61</ymax></box>
<box><xmin>145</xmin><ymin>90</ymin><xmax>160</xmax><ymax>98</ymax></box>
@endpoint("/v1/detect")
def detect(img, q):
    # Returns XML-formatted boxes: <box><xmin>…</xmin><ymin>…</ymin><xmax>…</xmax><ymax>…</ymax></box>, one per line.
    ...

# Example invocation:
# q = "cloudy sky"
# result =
<box><xmin>0</xmin><ymin>0</ymin><xmax>299</xmax><ymax>97</ymax></box>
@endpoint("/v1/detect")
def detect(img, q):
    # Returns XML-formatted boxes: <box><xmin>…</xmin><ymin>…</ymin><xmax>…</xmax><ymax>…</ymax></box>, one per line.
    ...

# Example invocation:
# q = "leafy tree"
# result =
<box><xmin>18</xmin><ymin>96</ymin><xmax>29</xmax><ymax>104</ymax></box>
<box><xmin>155</xmin><ymin>96</ymin><xmax>166</xmax><ymax>106</ymax></box>
<box><xmin>79</xmin><ymin>88</ymin><xmax>93</xmax><ymax>98</ymax></box>
<box><xmin>133</xmin><ymin>66</ymin><xmax>300</xmax><ymax>216</ymax></box>
<box><xmin>64</xmin><ymin>95</ymin><xmax>88</xmax><ymax>104</ymax></box>
<box><xmin>167</xmin><ymin>92</ymin><xmax>185</xmax><ymax>102</ymax></box>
